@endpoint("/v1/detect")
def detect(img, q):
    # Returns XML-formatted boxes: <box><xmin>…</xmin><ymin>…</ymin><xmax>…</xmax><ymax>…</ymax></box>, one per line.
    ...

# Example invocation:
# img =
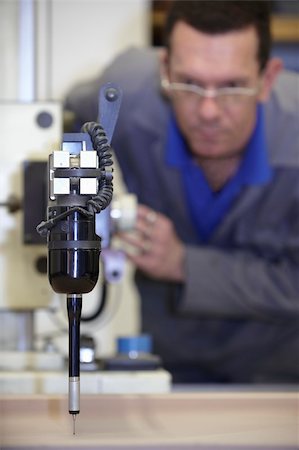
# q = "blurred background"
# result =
<box><xmin>0</xmin><ymin>0</ymin><xmax>298</xmax><ymax>390</ymax></box>
<box><xmin>1</xmin><ymin>0</ymin><xmax>298</xmax><ymax>103</ymax></box>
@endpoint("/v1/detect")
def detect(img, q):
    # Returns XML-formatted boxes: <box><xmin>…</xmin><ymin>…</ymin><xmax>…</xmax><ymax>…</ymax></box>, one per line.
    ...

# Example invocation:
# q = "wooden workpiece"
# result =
<box><xmin>1</xmin><ymin>389</ymin><xmax>298</xmax><ymax>449</ymax></box>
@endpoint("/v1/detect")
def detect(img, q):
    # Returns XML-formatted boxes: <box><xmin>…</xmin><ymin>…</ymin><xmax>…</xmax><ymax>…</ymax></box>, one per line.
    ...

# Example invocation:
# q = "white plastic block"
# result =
<box><xmin>53</xmin><ymin>177</ymin><xmax>70</xmax><ymax>194</ymax></box>
<box><xmin>53</xmin><ymin>150</ymin><xmax>70</xmax><ymax>168</ymax></box>
<box><xmin>80</xmin><ymin>178</ymin><xmax>97</xmax><ymax>195</ymax></box>
<box><xmin>80</xmin><ymin>150</ymin><xmax>97</xmax><ymax>168</ymax></box>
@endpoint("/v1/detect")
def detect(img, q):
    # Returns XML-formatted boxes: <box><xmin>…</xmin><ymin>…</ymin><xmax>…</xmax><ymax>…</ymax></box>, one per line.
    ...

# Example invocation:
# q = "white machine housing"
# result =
<box><xmin>0</xmin><ymin>102</ymin><xmax>62</xmax><ymax>310</ymax></box>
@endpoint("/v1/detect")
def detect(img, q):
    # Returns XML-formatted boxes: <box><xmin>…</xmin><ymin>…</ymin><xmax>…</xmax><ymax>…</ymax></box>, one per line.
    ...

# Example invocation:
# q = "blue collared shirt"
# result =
<box><xmin>165</xmin><ymin>104</ymin><xmax>272</xmax><ymax>242</ymax></box>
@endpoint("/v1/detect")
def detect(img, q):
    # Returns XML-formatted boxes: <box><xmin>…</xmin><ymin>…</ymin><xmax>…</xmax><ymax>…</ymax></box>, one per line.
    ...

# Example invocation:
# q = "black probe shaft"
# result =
<box><xmin>67</xmin><ymin>294</ymin><xmax>82</xmax><ymax>433</ymax></box>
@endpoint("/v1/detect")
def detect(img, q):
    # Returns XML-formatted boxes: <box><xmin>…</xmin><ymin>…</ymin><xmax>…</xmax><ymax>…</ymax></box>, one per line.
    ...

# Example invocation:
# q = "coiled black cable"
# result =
<box><xmin>81</xmin><ymin>121</ymin><xmax>113</xmax><ymax>215</ymax></box>
<box><xmin>82</xmin><ymin>121</ymin><xmax>113</xmax><ymax>168</ymax></box>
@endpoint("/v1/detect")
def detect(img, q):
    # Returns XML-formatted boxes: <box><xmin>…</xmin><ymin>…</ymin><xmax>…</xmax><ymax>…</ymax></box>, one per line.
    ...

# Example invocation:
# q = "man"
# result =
<box><xmin>65</xmin><ymin>1</ymin><xmax>299</xmax><ymax>383</ymax></box>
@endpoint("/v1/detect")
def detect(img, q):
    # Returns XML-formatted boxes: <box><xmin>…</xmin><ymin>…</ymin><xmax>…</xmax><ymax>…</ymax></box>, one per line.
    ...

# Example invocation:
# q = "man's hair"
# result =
<box><xmin>164</xmin><ymin>1</ymin><xmax>273</xmax><ymax>71</ymax></box>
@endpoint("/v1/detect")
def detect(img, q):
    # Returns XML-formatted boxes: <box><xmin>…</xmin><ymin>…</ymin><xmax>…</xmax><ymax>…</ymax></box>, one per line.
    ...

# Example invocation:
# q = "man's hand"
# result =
<box><xmin>118</xmin><ymin>204</ymin><xmax>186</xmax><ymax>282</ymax></box>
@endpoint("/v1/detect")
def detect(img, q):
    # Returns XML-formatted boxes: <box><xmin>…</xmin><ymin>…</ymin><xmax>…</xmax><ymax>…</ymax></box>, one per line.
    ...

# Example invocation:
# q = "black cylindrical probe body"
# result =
<box><xmin>48</xmin><ymin>208</ymin><xmax>100</xmax><ymax>294</ymax></box>
<box><xmin>67</xmin><ymin>294</ymin><xmax>82</xmax><ymax>416</ymax></box>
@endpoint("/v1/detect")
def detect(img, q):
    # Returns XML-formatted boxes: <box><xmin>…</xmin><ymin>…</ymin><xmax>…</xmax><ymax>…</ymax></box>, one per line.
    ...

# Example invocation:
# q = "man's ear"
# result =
<box><xmin>159</xmin><ymin>48</ymin><xmax>172</xmax><ymax>96</ymax></box>
<box><xmin>159</xmin><ymin>48</ymin><xmax>169</xmax><ymax>83</ymax></box>
<box><xmin>258</xmin><ymin>57</ymin><xmax>283</xmax><ymax>102</ymax></box>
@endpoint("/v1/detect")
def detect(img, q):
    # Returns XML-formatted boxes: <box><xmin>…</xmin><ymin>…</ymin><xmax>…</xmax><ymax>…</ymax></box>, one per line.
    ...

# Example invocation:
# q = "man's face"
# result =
<box><xmin>163</xmin><ymin>22</ymin><xmax>277</xmax><ymax>161</ymax></box>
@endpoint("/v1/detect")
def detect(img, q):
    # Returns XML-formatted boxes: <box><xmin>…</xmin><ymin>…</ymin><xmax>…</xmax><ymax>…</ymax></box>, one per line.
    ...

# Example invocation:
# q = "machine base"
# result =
<box><xmin>0</xmin><ymin>369</ymin><xmax>171</xmax><ymax>394</ymax></box>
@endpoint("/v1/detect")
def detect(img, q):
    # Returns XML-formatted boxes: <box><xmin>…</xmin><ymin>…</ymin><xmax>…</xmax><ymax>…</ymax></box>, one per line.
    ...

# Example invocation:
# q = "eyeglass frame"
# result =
<box><xmin>161</xmin><ymin>78</ymin><xmax>260</xmax><ymax>106</ymax></box>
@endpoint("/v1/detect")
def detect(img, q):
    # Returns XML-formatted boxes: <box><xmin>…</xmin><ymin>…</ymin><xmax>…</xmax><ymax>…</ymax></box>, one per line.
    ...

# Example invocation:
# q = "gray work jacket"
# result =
<box><xmin>65</xmin><ymin>48</ymin><xmax>299</xmax><ymax>383</ymax></box>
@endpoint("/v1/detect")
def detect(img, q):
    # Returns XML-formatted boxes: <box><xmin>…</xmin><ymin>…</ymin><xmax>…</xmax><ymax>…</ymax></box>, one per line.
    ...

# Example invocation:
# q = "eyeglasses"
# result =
<box><xmin>161</xmin><ymin>79</ymin><xmax>259</xmax><ymax>108</ymax></box>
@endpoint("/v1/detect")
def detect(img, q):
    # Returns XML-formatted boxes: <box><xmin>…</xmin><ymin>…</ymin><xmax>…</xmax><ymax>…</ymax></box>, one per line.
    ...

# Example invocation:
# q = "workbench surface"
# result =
<box><xmin>1</xmin><ymin>388</ymin><xmax>298</xmax><ymax>449</ymax></box>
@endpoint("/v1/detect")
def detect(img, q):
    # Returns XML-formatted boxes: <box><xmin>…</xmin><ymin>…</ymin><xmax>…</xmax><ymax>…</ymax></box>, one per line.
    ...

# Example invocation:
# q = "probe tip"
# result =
<box><xmin>72</xmin><ymin>414</ymin><xmax>76</xmax><ymax>435</ymax></box>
